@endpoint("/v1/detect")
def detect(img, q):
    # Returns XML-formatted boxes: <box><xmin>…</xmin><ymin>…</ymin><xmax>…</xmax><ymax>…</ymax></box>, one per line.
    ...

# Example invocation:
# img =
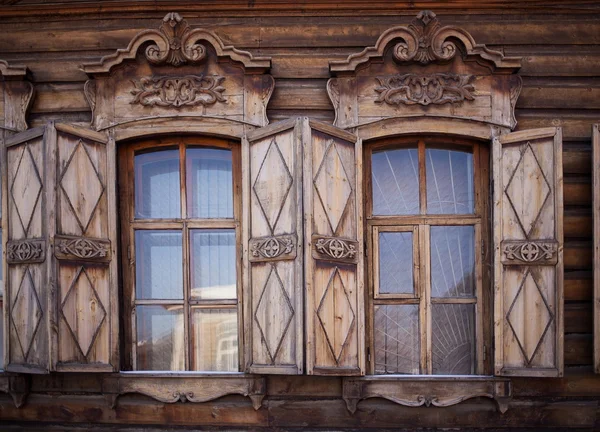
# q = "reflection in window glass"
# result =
<box><xmin>190</xmin><ymin>229</ymin><xmax>236</xmax><ymax>300</ymax></box>
<box><xmin>187</xmin><ymin>148</ymin><xmax>233</xmax><ymax>219</ymax></box>
<box><xmin>372</xmin><ymin>148</ymin><xmax>419</xmax><ymax>215</ymax></box>
<box><xmin>430</xmin><ymin>226</ymin><xmax>475</xmax><ymax>298</ymax></box>
<box><xmin>135</xmin><ymin>150</ymin><xmax>181</xmax><ymax>219</ymax></box>
<box><xmin>374</xmin><ymin>305</ymin><xmax>420</xmax><ymax>374</ymax></box>
<box><xmin>431</xmin><ymin>304</ymin><xmax>475</xmax><ymax>375</ymax></box>
<box><xmin>191</xmin><ymin>308</ymin><xmax>238</xmax><ymax>371</ymax></box>
<box><xmin>426</xmin><ymin>148</ymin><xmax>474</xmax><ymax>214</ymax></box>
<box><xmin>378</xmin><ymin>231</ymin><xmax>414</xmax><ymax>295</ymax></box>
<box><xmin>135</xmin><ymin>230</ymin><xmax>183</xmax><ymax>300</ymax></box>
<box><xmin>136</xmin><ymin>305</ymin><xmax>185</xmax><ymax>371</ymax></box>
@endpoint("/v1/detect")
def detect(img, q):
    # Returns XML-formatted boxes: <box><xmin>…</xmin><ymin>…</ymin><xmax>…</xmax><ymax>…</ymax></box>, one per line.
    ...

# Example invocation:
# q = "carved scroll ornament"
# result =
<box><xmin>250</xmin><ymin>235</ymin><xmax>296</xmax><ymax>262</ymax></box>
<box><xmin>145</xmin><ymin>12</ymin><xmax>206</xmax><ymax>66</ymax></box>
<box><xmin>313</xmin><ymin>236</ymin><xmax>358</xmax><ymax>263</ymax></box>
<box><xmin>375</xmin><ymin>73</ymin><xmax>475</xmax><ymax>106</ymax></box>
<box><xmin>501</xmin><ymin>241</ymin><xmax>558</xmax><ymax>265</ymax></box>
<box><xmin>131</xmin><ymin>75</ymin><xmax>226</xmax><ymax>108</ymax></box>
<box><xmin>7</xmin><ymin>239</ymin><xmax>45</xmax><ymax>264</ymax></box>
<box><xmin>55</xmin><ymin>236</ymin><xmax>111</xmax><ymax>262</ymax></box>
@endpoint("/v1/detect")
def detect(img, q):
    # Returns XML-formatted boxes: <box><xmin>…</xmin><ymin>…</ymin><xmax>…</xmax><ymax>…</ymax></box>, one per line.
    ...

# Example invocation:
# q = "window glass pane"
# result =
<box><xmin>0</xmin><ymin>300</ymin><xmax>3</xmax><ymax>369</ymax></box>
<box><xmin>136</xmin><ymin>305</ymin><xmax>184</xmax><ymax>371</ymax></box>
<box><xmin>135</xmin><ymin>230</ymin><xmax>183</xmax><ymax>300</ymax></box>
<box><xmin>191</xmin><ymin>308</ymin><xmax>238</xmax><ymax>371</ymax></box>
<box><xmin>186</xmin><ymin>148</ymin><xmax>233</xmax><ymax>219</ymax></box>
<box><xmin>378</xmin><ymin>231</ymin><xmax>414</xmax><ymax>295</ymax></box>
<box><xmin>190</xmin><ymin>229</ymin><xmax>236</xmax><ymax>300</ymax></box>
<box><xmin>431</xmin><ymin>303</ymin><xmax>475</xmax><ymax>375</ymax></box>
<box><xmin>135</xmin><ymin>149</ymin><xmax>180</xmax><ymax>219</ymax></box>
<box><xmin>430</xmin><ymin>226</ymin><xmax>475</xmax><ymax>298</ymax></box>
<box><xmin>374</xmin><ymin>304</ymin><xmax>420</xmax><ymax>374</ymax></box>
<box><xmin>426</xmin><ymin>148</ymin><xmax>474</xmax><ymax>214</ymax></box>
<box><xmin>372</xmin><ymin>148</ymin><xmax>419</xmax><ymax>215</ymax></box>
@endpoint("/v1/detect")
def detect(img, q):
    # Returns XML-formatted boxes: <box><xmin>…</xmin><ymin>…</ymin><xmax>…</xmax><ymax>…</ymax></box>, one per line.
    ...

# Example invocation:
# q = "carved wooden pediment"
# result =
<box><xmin>0</xmin><ymin>60</ymin><xmax>34</xmax><ymax>133</ymax></box>
<box><xmin>327</xmin><ymin>11</ymin><xmax>523</xmax><ymax>135</ymax></box>
<box><xmin>80</xmin><ymin>12</ymin><xmax>274</xmax><ymax>138</ymax></box>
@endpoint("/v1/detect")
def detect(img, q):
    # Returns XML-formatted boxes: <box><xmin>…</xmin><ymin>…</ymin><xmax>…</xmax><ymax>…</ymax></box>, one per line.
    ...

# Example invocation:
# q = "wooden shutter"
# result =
<box><xmin>52</xmin><ymin>123</ymin><xmax>117</xmax><ymax>371</ymax></box>
<box><xmin>243</xmin><ymin>118</ymin><xmax>304</xmax><ymax>374</ymax></box>
<box><xmin>5</xmin><ymin>127</ymin><xmax>51</xmax><ymax>373</ymax></box>
<box><xmin>4</xmin><ymin>122</ymin><xmax>118</xmax><ymax>373</ymax></box>
<box><xmin>304</xmin><ymin>119</ymin><xmax>364</xmax><ymax>376</ymax></box>
<box><xmin>594</xmin><ymin>124</ymin><xmax>600</xmax><ymax>374</ymax></box>
<box><xmin>493</xmin><ymin>127</ymin><xmax>563</xmax><ymax>377</ymax></box>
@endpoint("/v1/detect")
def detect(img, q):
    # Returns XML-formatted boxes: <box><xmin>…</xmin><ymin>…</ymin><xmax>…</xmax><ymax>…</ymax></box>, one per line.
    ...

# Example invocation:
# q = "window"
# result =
<box><xmin>366</xmin><ymin>137</ymin><xmax>490</xmax><ymax>375</ymax></box>
<box><xmin>119</xmin><ymin>137</ymin><xmax>241</xmax><ymax>371</ymax></box>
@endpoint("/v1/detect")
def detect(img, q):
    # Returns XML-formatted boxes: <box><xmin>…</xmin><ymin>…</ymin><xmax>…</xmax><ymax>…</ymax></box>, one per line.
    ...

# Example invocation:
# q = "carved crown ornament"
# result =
<box><xmin>81</xmin><ymin>12</ymin><xmax>271</xmax><ymax>76</ymax></box>
<box><xmin>326</xmin><ymin>11</ymin><xmax>523</xmax><ymax>135</ymax></box>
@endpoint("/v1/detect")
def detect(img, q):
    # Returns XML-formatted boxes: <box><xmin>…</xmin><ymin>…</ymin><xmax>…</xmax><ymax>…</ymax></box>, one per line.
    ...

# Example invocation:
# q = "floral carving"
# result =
<box><xmin>250</xmin><ymin>235</ymin><xmax>295</xmax><ymax>261</ymax></box>
<box><xmin>7</xmin><ymin>239</ymin><xmax>45</xmax><ymax>264</ymax></box>
<box><xmin>375</xmin><ymin>73</ymin><xmax>475</xmax><ymax>106</ymax></box>
<box><xmin>314</xmin><ymin>237</ymin><xmax>357</xmax><ymax>261</ymax></box>
<box><xmin>502</xmin><ymin>241</ymin><xmax>557</xmax><ymax>264</ymax></box>
<box><xmin>131</xmin><ymin>75</ymin><xmax>226</xmax><ymax>108</ymax></box>
<box><xmin>56</xmin><ymin>236</ymin><xmax>110</xmax><ymax>261</ymax></box>
<box><xmin>393</xmin><ymin>10</ymin><xmax>456</xmax><ymax>64</ymax></box>
<box><xmin>145</xmin><ymin>12</ymin><xmax>206</xmax><ymax>66</ymax></box>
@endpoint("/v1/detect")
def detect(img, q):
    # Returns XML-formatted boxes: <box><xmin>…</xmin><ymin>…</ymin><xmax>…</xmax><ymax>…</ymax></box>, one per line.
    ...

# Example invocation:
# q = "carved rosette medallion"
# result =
<box><xmin>55</xmin><ymin>236</ymin><xmax>111</xmax><ymax>262</ymax></box>
<box><xmin>313</xmin><ymin>236</ymin><xmax>358</xmax><ymax>263</ymax></box>
<box><xmin>501</xmin><ymin>241</ymin><xmax>558</xmax><ymax>265</ymax></box>
<box><xmin>249</xmin><ymin>235</ymin><xmax>296</xmax><ymax>262</ymax></box>
<box><xmin>131</xmin><ymin>75</ymin><xmax>226</xmax><ymax>108</ymax></box>
<box><xmin>375</xmin><ymin>73</ymin><xmax>475</xmax><ymax>106</ymax></box>
<box><xmin>7</xmin><ymin>239</ymin><xmax>46</xmax><ymax>264</ymax></box>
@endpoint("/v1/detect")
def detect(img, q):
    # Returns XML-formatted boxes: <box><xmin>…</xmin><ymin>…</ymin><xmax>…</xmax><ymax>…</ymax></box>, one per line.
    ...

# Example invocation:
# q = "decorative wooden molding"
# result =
<box><xmin>83</xmin><ymin>79</ymin><xmax>96</xmax><ymax>122</ymax></box>
<box><xmin>342</xmin><ymin>377</ymin><xmax>511</xmax><ymax>414</ymax></box>
<box><xmin>330</xmin><ymin>11</ymin><xmax>521</xmax><ymax>74</ymax></box>
<box><xmin>0</xmin><ymin>374</ymin><xmax>30</xmax><ymax>408</ymax></box>
<box><xmin>312</xmin><ymin>236</ymin><xmax>358</xmax><ymax>263</ymax></box>
<box><xmin>55</xmin><ymin>235</ymin><xmax>111</xmax><ymax>262</ymax></box>
<box><xmin>375</xmin><ymin>73</ymin><xmax>475</xmax><ymax>106</ymax></box>
<box><xmin>501</xmin><ymin>240</ymin><xmax>558</xmax><ymax>265</ymax></box>
<box><xmin>81</xmin><ymin>12</ymin><xmax>271</xmax><ymax>75</ymax></box>
<box><xmin>130</xmin><ymin>75</ymin><xmax>226</xmax><ymax>108</ymax></box>
<box><xmin>6</xmin><ymin>239</ymin><xmax>46</xmax><ymax>264</ymax></box>
<box><xmin>1</xmin><ymin>60</ymin><xmax>34</xmax><ymax>132</ymax></box>
<box><xmin>0</xmin><ymin>59</ymin><xmax>27</xmax><ymax>79</ymax></box>
<box><xmin>102</xmin><ymin>374</ymin><xmax>266</xmax><ymax>410</ymax></box>
<box><xmin>249</xmin><ymin>234</ymin><xmax>296</xmax><ymax>262</ymax></box>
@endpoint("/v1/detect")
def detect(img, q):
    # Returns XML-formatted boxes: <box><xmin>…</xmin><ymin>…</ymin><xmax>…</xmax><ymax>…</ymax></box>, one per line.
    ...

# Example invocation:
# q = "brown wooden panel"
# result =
<box><xmin>493</xmin><ymin>128</ymin><xmax>563</xmax><ymax>377</ymax></box>
<box><xmin>564</xmin><ymin>242</ymin><xmax>593</xmax><ymax>270</ymax></box>
<box><xmin>564</xmin><ymin>303</ymin><xmax>592</xmax><ymax>334</ymax></box>
<box><xmin>563</xmin><ymin>181</ymin><xmax>591</xmax><ymax>206</ymax></box>
<box><xmin>564</xmin><ymin>212</ymin><xmax>592</xmax><ymax>238</ymax></box>
<box><xmin>565</xmin><ymin>271</ymin><xmax>593</xmax><ymax>302</ymax></box>
<box><xmin>565</xmin><ymin>334</ymin><xmax>592</xmax><ymax>366</ymax></box>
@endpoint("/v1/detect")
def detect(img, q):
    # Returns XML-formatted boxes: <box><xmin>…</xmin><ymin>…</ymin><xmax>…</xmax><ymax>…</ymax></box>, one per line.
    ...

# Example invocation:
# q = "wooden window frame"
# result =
<box><xmin>118</xmin><ymin>135</ymin><xmax>243</xmax><ymax>372</ymax></box>
<box><xmin>364</xmin><ymin>136</ymin><xmax>492</xmax><ymax>376</ymax></box>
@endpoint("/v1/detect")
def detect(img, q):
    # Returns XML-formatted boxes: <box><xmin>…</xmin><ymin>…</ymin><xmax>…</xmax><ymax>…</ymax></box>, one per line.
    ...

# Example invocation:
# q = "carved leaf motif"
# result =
<box><xmin>393</xmin><ymin>10</ymin><xmax>457</xmax><ymax>64</ymax></box>
<box><xmin>502</xmin><ymin>241</ymin><xmax>557</xmax><ymax>263</ymax></box>
<box><xmin>131</xmin><ymin>75</ymin><xmax>226</xmax><ymax>108</ymax></box>
<box><xmin>315</xmin><ymin>237</ymin><xmax>357</xmax><ymax>260</ymax></box>
<box><xmin>250</xmin><ymin>235</ymin><xmax>295</xmax><ymax>261</ymax></box>
<box><xmin>375</xmin><ymin>73</ymin><xmax>475</xmax><ymax>106</ymax></box>
<box><xmin>57</xmin><ymin>237</ymin><xmax>110</xmax><ymax>261</ymax></box>
<box><xmin>145</xmin><ymin>12</ymin><xmax>207</xmax><ymax>66</ymax></box>
<box><xmin>7</xmin><ymin>239</ymin><xmax>45</xmax><ymax>263</ymax></box>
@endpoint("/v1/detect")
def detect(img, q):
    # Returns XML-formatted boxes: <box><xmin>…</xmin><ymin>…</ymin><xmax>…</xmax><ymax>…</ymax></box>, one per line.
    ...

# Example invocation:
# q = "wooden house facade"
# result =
<box><xmin>0</xmin><ymin>1</ymin><xmax>599</xmax><ymax>430</ymax></box>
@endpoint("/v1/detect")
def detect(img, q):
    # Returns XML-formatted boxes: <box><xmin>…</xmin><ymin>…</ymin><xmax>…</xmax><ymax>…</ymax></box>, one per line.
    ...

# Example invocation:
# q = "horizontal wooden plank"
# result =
<box><xmin>563</xmin><ymin>180</ymin><xmax>592</xmax><ymax>206</ymax></box>
<box><xmin>515</xmin><ymin>110</ymin><xmax>599</xmax><ymax>140</ymax></box>
<box><xmin>516</xmin><ymin>52</ymin><xmax>600</xmax><ymax>77</ymax></box>
<box><xmin>512</xmin><ymin>372</ymin><xmax>600</xmax><ymax>397</ymax></box>
<box><xmin>31</xmin><ymin>83</ymin><xmax>87</xmax><ymax>114</ymax></box>
<box><xmin>565</xmin><ymin>302</ymin><xmax>593</xmax><ymax>334</ymax></box>
<box><xmin>266</xmin><ymin>398</ymin><xmax>597</xmax><ymax>429</ymax></box>
<box><xmin>268</xmin><ymin>79</ymin><xmax>331</xmax><ymax>110</ymax></box>
<box><xmin>518</xmin><ymin>86</ymin><xmax>600</xmax><ymax>110</ymax></box>
<box><xmin>565</xmin><ymin>334</ymin><xmax>593</xmax><ymax>366</ymax></box>
<box><xmin>564</xmin><ymin>211</ymin><xmax>592</xmax><ymax>238</ymax></box>
<box><xmin>563</xmin><ymin>146</ymin><xmax>591</xmax><ymax>175</ymax></box>
<box><xmin>564</xmin><ymin>241</ymin><xmax>593</xmax><ymax>270</ymax></box>
<box><xmin>565</xmin><ymin>271</ymin><xmax>593</xmax><ymax>302</ymax></box>
<box><xmin>1</xmin><ymin>18</ymin><xmax>600</xmax><ymax>53</ymax></box>
<box><xmin>0</xmin><ymin>394</ymin><xmax>268</xmax><ymax>426</ymax></box>
<box><xmin>267</xmin><ymin>375</ymin><xmax>342</xmax><ymax>397</ymax></box>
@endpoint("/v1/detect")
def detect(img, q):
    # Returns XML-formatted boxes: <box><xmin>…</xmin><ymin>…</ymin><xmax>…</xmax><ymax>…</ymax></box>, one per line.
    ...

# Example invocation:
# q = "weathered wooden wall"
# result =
<box><xmin>0</xmin><ymin>2</ymin><xmax>599</xmax><ymax>430</ymax></box>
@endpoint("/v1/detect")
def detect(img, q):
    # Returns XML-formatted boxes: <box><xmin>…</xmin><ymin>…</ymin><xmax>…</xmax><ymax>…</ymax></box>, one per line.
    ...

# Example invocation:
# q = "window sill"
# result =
<box><xmin>102</xmin><ymin>372</ymin><xmax>265</xmax><ymax>409</ymax></box>
<box><xmin>0</xmin><ymin>372</ymin><xmax>29</xmax><ymax>408</ymax></box>
<box><xmin>342</xmin><ymin>375</ymin><xmax>511</xmax><ymax>414</ymax></box>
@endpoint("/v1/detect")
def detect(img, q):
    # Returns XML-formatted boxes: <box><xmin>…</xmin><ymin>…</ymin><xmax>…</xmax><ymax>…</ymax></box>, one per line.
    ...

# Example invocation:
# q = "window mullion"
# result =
<box><xmin>419</xmin><ymin>223</ymin><xmax>432</xmax><ymax>374</ymax></box>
